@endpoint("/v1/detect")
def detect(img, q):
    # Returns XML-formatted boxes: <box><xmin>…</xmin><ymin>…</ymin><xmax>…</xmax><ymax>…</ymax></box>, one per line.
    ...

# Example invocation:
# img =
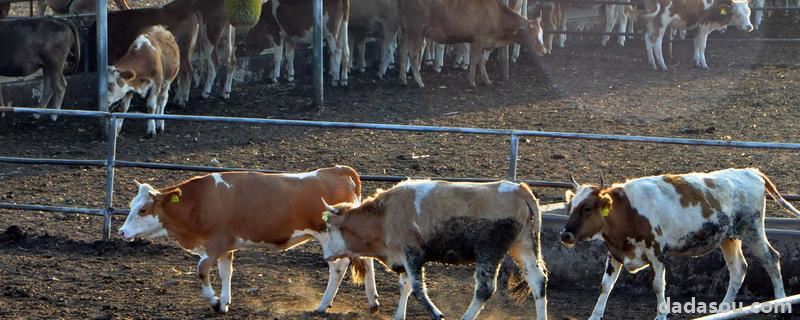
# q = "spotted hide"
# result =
<box><xmin>322</xmin><ymin>180</ymin><xmax>548</xmax><ymax>320</ymax></box>
<box><xmin>118</xmin><ymin>166</ymin><xmax>380</xmax><ymax>314</ymax></box>
<box><xmin>560</xmin><ymin>168</ymin><xmax>800</xmax><ymax>320</ymax></box>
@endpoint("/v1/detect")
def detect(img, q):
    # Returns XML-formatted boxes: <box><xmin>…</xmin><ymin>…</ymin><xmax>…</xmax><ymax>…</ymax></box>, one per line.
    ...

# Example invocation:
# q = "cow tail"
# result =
<box><xmin>338</xmin><ymin>165</ymin><xmax>362</xmax><ymax>203</ymax></box>
<box><xmin>508</xmin><ymin>183</ymin><xmax>547</xmax><ymax>303</ymax></box>
<box><xmin>66</xmin><ymin>19</ymin><xmax>81</xmax><ymax>74</ymax></box>
<box><xmin>758</xmin><ymin>171</ymin><xmax>800</xmax><ymax>218</ymax></box>
<box><xmin>348</xmin><ymin>257</ymin><xmax>367</xmax><ymax>285</ymax></box>
<box><xmin>638</xmin><ymin>2</ymin><xmax>660</xmax><ymax>20</ymax></box>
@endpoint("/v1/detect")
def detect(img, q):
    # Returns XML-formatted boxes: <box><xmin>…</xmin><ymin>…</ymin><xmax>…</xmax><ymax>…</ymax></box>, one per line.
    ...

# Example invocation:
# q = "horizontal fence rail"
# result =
<box><xmin>2</xmin><ymin>102</ymin><xmax>800</xmax><ymax>238</ymax></box>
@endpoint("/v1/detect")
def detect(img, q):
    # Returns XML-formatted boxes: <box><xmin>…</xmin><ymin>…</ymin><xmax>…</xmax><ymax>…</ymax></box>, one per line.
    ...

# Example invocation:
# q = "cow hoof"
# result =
<box><xmin>201</xmin><ymin>93</ymin><xmax>210</xmax><ymax>100</ymax></box>
<box><xmin>212</xmin><ymin>301</ymin><xmax>229</xmax><ymax>313</ymax></box>
<box><xmin>287</xmin><ymin>77</ymin><xmax>294</xmax><ymax>82</ymax></box>
<box><xmin>32</xmin><ymin>113</ymin><xmax>41</xmax><ymax>120</ymax></box>
<box><xmin>223</xmin><ymin>92</ymin><xmax>231</xmax><ymax>100</ymax></box>
<box><xmin>271</xmin><ymin>78</ymin><xmax>278</xmax><ymax>84</ymax></box>
<box><xmin>368</xmin><ymin>304</ymin><xmax>380</xmax><ymax>314</ymax></box>
<box><xmin>434</xmin><ymin>67</ymin><xmax>441</xmax><ymax>73</ymax></box>
<box><xmin>145</xmin><ymin>132</ymin><xmax>156</xmax><ymax>139</ymax></box>
<box><xmin>49</xmin><ymin>115</ymin><xmax>58</xmax><ymax>122</ymax></box>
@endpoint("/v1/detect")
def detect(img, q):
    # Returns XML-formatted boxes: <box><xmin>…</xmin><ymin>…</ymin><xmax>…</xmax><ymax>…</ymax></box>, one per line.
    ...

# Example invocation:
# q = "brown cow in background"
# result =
<box><xmin>37</xmin><ymin>0</ymin><xmax>130</xmax><ymax>15</ymax></box>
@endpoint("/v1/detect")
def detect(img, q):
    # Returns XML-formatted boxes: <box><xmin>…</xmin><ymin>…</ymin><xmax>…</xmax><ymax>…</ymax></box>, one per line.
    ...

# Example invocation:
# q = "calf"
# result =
<box><xmin>641</xmin><ymin>0</ymin><xmax>753</xmax><ymax>71</ymax></box>
<box><xmin>560</xmin><ymin>168</ymin><xmax>799</xmax><ymax>320</ymax></box>
<box><xmin>118</xmin><ymin>166</ymin><xmax>380</xmax><ymax>314</ymax></box>
<box><xmin>322</xmin><ymin>180</ymin><xmax>549</xmax><ymax>320</ymax></box>
<box><xmin>349</xmin><ymin>0</ymin><xmax>399</xmax><ymax>78</ymax></box>
<box><xmin>0</xmin><ymin>17</ymin><xmax>80</xmax><ymax>121</ymax></box>
<box><xmin>398</xmin><ymin>0</ymin><xmax>547</xmax><ymax>88</ymax></box>
<box><xmin>89</xmin><ymin>0</ymin><xmax>199</xmax><ymax>106</ymax></box>
<box><xmin>107</xmin><ymin>26</ymin><xmax>179</xmax><ymax>138</ymax></box>
<box><xmin>189</xmin><ymin>0</ymin><xmax>237</xmax><ymax>100</ymax></box>
<box><xmin>272</xmin><ymin>0</ymin><xmax>351</xmax><ymax>86</ymax></box>
<box><xmin>238</xmin><ymin>2</ymin><xmax>285</xmax><ymax>83</ymax></box>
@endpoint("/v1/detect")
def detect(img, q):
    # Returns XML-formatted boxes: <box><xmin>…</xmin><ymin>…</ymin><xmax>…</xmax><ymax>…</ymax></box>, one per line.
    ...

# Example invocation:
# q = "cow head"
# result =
<box><xmin>107</xmin><ymin>66</ymin><xmax>150</xmax><ymax>107</ymax></box>
<box><xmin>118</xmin><ymin>181</ymin><xmax>180</xmax><ymax>241</ymax></box>
<box><xmin>515</xmin><ymin>17</ymin><xmax>548</xmax><ymax>56</ymax></box>
<box><xmin>560</xmin><ymin>177</ymin><xmax>610</xmax><ymax>246</ymax></box>
<box><xmin>721</xmin><ymin>0</ymin><xmax>754</xmax><ymax>32</ymax></box>
<box><xmin>321</xmin><ymin>199</ymin><xmax>384</xmax><ymax>262</ymax></box>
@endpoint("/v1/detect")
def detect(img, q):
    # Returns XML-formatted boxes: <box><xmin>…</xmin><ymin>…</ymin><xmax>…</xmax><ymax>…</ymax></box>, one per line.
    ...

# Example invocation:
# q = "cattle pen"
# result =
<box><xmin>2</xmin><ymin>0</ymin><xmax>800</xmax><ymax>319</ymax></box>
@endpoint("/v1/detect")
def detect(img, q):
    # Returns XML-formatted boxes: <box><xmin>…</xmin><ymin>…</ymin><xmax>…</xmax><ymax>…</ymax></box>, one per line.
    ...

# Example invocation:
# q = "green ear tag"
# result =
<box><xmin>170</xmin><ymin>194</ymin><xmax>180</xmax><ymax>203</ymax></box>
<box><xmin>322</xmin><ymin>211</ymin><xmax>329</xmax><ymax>222</ymax></box>
<box><xmin>601</xmin><ymin>207</ymin><xmax>610</xmax><ymax>217</ymax></box>
<box><xmin>720</xmin><ymin>7</ymin><xmax>727</xmax><ymax>15</ymax></box>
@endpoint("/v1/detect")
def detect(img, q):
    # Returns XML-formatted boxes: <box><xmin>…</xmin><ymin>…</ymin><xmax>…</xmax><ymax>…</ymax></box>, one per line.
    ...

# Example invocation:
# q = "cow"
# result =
<box><xmin>0</xmin><ymin>17</ymin><xmax>80</xmax><ymax>121</ymax></box>
<box><xmin>189</xmin><ymin>0</ymin><xmax>237</xmax><ymax>100</ymax></box>
<box><xmin>349</xmin><ymin>0</ymin><xmax>399</xmax><ymax>78</ymax></box>
<box><xmin>559</xmin><ymin>168</ymin><xmax>800</xmax><ymax>320</ymax></box>
<box><xmin>601</xmin><ymin>1</ymin><xmax>636</xmax><ymax>47</ymax></box>
<box><xmin>272</xmin><ymin>0</ymin><xmax>351</xmax><ymax>86</ymax></box>
<box><xmin>88</xmin><ymin>0</ymin><xmax>199</xmax><ymax>106</ymax></box>
<box><xmin>237</xmin><ymin>1</ymin><xmax>285</xmax><ymax>83</ymax></box>
<box><xmin>107</xmin><ymin>26</ymin><xmax>179</xmax><ymax>138</ymax></box>
<box><xmin>398</xmin><ymin>0</ymin><xmax>547</xmax><ymax>88</ymax></box>
<box><xmin>37</xmin><ymin>0</ymin><xmax>130</xmax><ymax>15</ymax></box>
<box><xmin>118</xmin><ymin>166</ymin><xmax>380</xmax><ymax>314</ymax></box>
<box><xmin>321</xmin><ymin>180</ymin><xmax>549</xmax><ymax>320</ymax></box>
<box><xmin>641</xmin><ymin>0</ymin><xmax>753</xmax><ymax>71</ymax></box>
<box><xmin>530</xmin><ymin>0</ymin><xmax>567</xmax><ymax>52</ymax></box>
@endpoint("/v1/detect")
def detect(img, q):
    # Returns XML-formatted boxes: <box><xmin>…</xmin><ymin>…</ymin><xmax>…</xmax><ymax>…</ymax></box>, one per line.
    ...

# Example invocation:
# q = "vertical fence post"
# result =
<box><xmin>500</xmin><ymin>0</ymin><xmax>510</xmax><ymax>81</ymax></box>
<box><xmin>508</xmin><ymin>134</ymin><xmax>520</xmax><ymax>181</ymax></box>
<box><xmin>96</xmin><ymin>0</ymin><xmax>109</xmax><ymax>136</ymax></box>
<box><xmin>102</xmin><ymin>115</ymin><xmax>118</xmax><ymax>240</ymax></box>
<box><xmin>312</xmin><ymin>0</ymin><xmax>323</xmax><ymax>107</ymax></box>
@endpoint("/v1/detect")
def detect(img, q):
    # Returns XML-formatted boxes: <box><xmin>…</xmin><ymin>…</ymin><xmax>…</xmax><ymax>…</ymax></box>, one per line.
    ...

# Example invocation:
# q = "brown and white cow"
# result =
<box><xmin>238</xmin><ymin>1</ymin><xmax>285</xmax><ymax>84</ymax></box>
<box><xmin>37</xmin><ymin>0</ymin><xmax>130</xmax><ymax>15</ymax></box>
<box><xmin>107</xmin><ymin>26</ymin><xmax>179</xmax><ymax>138</ymax></box>
<box><xmin>560</xmin><ymin>168</ymin><xmax>799</xmax><ymax>320</ymax></box>
<box><xmin>190</xmin><ymin>0</ymin><xmax>237</xmax><ymax>100</ymax></box>
<box><xmin>272</xmin><ymin>0</ymin><xmax>351</xmax><ymax>86</ymax></box>
<box><xmin>118</xmin><ymin>166</ymin><xmax>380</xmax><ymax>314</ymax></box>
<box><xmin>641</xmin><ymin>0</ymin><xmax>753</xmax><ymax>71</ymax></box>
<box><xmin>93</xmin><ymin>0</ymin><xmax>200</xmax><ymax>106</ymax></box>
<box><xmin>398</xmin><ymin>0</ymin><xmax>547</xmax><ymax>88</ymax></box>
<box><xmin>322</xmin><ymin>180</ymin><xmax>549</xmax><ymax>320</ymax></box>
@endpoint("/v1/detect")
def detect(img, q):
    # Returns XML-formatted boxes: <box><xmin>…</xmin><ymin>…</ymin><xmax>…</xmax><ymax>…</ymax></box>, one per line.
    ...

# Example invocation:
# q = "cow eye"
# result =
<box><xmin>139</xmin><ymin>208</ymin><xmax>146</xmax><ymax>214</ymax></box>
<box><xmin>583</xmin><ymin>207</ymin><xmax>592</xmax><ymax>213</ymax></box>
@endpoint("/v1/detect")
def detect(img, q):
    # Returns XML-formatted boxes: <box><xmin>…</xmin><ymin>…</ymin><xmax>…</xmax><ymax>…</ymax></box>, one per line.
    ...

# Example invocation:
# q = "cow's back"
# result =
<box><xmin>181</xmin><ymin>168</ymin><xmax>360</xmax><ymax>245</ymax></box>
<box><xmin>147</xmin><ymin>27</ymin><xmax>181</xmax><ymax>81</ymax></box>
<box><xmin>400</xmin><ymin>0</ymin><xmax>508</xmax><ymax>43</ymax></box>
<box><xmin>0</xmin><ymin>18</ymin><xmax>73</xmax><ymax>76</ymax></box>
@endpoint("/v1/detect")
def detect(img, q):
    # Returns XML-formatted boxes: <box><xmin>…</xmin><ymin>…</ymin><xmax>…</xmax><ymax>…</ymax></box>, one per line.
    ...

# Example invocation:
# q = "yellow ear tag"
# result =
<box><xmin>601</xmin><ymin>207</ymin><xmax>610</xmax><ymax>217</ymax></box>
<box><xmin>720</xmin><ymin>7</ymin><xmax>727</xmax><ymax>15</ymax></box>
<box><xmin>322</xmin><ymin>211</ymin><xmax>329</xmax><ymax>222</ymax></box>
<box><xmin>169</xmin><ymin>194</ymin><xmax>180</xmax><ymax>203</ymax></box>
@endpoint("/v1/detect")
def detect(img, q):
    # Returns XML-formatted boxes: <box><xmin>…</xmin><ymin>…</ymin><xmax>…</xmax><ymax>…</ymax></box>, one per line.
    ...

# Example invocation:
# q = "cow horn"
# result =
<box><xmin>569</xmin><ymin>174</ymin><xmax>579</xmax><ymax>189</ymax></box>
<box><xmin>321</xmin><ymin>198</ymin><xmax>338</xmax><ymax>214</ymax></box>
<box><xmin>134</xmin><ymin>179</ymin><xmax>142</xmax><ymax>187</ymax></box>
<box><xmin>600</xmin><ymin>175</ymin><xmax>605</xmax><ymax>189</ymax></box>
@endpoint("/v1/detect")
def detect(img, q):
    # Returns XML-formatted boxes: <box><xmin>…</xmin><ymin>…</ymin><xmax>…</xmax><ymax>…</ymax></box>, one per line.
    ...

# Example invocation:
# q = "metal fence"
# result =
<box><xmin>2</xmin><ymin>106</ymin><xmax>800</xmax><ymax>241</ymax></box>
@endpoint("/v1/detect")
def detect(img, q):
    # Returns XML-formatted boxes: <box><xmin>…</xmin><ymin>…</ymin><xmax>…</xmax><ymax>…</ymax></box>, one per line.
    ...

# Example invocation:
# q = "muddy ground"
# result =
<box><xmin>1</xmin><ymin>15</ymin><xmax>800</xmax><ymax>320</ymax></box>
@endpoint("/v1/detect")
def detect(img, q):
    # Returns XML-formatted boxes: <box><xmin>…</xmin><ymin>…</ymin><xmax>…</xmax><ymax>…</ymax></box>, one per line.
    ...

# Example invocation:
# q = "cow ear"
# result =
<box><xmin>719</xmin><ymin>4</ymin><xmax>731</xmax><ymax>15</ymax></box>
<box><xmin>564</xmin><ymin>190</ymin><xmax>575</xmax><ymax>202</ymax></box>
<box><xmin>120</xmin><ymin>69</ymin><xmax>136</xmax><ymax>81</ymax></box>
<box><xmin>155</xmin><ymin>188</ymin><xmax>182</xmax><ymax>203</ymax></box>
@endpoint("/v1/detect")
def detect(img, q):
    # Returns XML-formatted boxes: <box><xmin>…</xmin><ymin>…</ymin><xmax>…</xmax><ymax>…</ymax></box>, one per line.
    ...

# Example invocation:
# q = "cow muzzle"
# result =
<box><xmin>118</xmin><ymin>229</ymin><xmax>135</xmax><ymax>241</ymax></box>
<box><xmin>560</xmin><ymin>231</ymin><xmax>577</xmax><ymax>246</ymax></box>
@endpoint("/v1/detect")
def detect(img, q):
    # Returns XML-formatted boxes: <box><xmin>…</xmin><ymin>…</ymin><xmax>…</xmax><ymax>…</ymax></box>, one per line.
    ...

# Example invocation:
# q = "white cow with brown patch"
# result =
<box><xmin>560</xmin><ymin>168</ymin><xmax>799</xmax><ymax>320</ymax></box>
<box><xmin>107</xmin><ymin>26</ymin><xmax>179</xmax><ymax>138</ymax></box>
<box><xmin>118</xmin><ymin>166</ymin><xmax>380</xmax><ymax>314</ymax></box>
<box><xmin>641</xmin><ymin>0</ymin><xmax>754</xmax><ymax>70</ymax></box>
<box><xmin>322</xmin><ymin>180</ymin><xmax>549</xmax><ymax>320</ymax></box>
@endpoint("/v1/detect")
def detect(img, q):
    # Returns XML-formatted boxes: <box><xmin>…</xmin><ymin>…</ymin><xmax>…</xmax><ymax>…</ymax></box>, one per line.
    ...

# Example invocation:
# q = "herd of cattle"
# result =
<box><xmin>0</xmin><ymin>0</ymin><xmax>784</xmax><ymax>136</ymax></box>
<box><xmin>117</xmin><ymin>165</ymin><xmax>800</xmax><ymax>319</ymax></box>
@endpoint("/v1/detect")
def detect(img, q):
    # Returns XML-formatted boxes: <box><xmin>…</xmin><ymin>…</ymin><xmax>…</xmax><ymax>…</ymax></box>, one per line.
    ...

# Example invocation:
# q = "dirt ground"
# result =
<box><xmin>1</xmin><ymin>13</ymin><xmax>800</xmax><ymax>320</ymax></box>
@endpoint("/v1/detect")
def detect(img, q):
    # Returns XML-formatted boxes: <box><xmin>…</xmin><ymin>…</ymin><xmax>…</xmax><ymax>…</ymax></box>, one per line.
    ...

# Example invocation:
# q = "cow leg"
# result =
<box><xmin>115</xmin><ymin>93</ymin><xmax>134</xmax><ymax>135</ymax></box>
<box><xmin>479</xmin><ymin>49</ymin><xmax>492</xmax><ymax>86</ymax></box>
<box><xmin>156</xmin><ymin>82</ymin><xmax>171</xmax><ymax>134</ymax></box>
<box><xmin>753</xmin><ymin>0</ymin><xmax>765</xmax><ymax>30</ymax></box>
<box><xmin>399</xmin><ymin>34</ymin><xmax>410</xmax><ymax>86</ymax></box>
<box><xmin>145</xmin><ymin>85</ymin><xmax>159</xmax><ymax>138</ymax></box>
<box><xmin>461</xmin><ymin>44</ymin><xmax>470</xmax><ymax>70</ymax></box>
<box><xmin>360</xmin><ymin>258</ymin><xmax>380</xmax><ymax>312</ymax></box>
<box><xmin>558</xmin><ymin>8</ymin><xmax>567</xmax><ymax>48</ymax></box>
<box><xmin>338</xmin><ymin>20</ymin><xmax>351</xmax><ymax>86</ymax></box>
<box><xmin>653</xmin><ymin>18</ymin><xmax>669</xmax><ymax>71</ymax></box>
<box><xmin>617</xmin><ymin>7</ymin><xmax>629</xmax><ymax>47</ymax></box>
<box><xmin>316</xmin><ymin>258</ymin><xmax>349</xmax><ymax>313</ymax></box>
<box><xmin>745</xmin><ymin>227</ymin><xmax>786</xmax><ymax>299</ymax></box>
<box><xmin>201</xmin><ymin>40</ymin><xmax>217</xmax><ymax>100</ymax></box>
<box><xmin>37</xmin><ymin>0</ymin><xmax>47</xmax><ymax>15</ymax></box>
<box><xmin>223</xmin><ymin>26</ymin><xmax>236</xmax><ymax>100</ymax></box>
<box><xmin>409</xmin><ymin>37</ymin><xmax>425</xmax><ymax>88</ymax></box>
<box><xmin>644</xmin><ymin>21</ymin><xmax>658</xmax><ymax>70</ymax></box>
<box><xmin>272</xmin><ymin>40</ymin><xmax>285</xmax><ymax>83</ymax></box>
<box><xmin>393</xmin><ymin>273</ymin><xmax>413</xmax><ymax>320</ymax></box>
<box><xmin>589</xmin><ymin>254</ymin><xmax>622</xmax><ymax>320</ymax></box>
<box><xmin>720</xmin><ymin>239</ymin><xmax>748</xmax><ymax>306</ymax></box>
<box><xmin>216</xmin><ymin>251</ymin><xmax>234</xmax><ymax>313</ymax></box>
<box><xmin>197</xmin><ymin>253</ymin><xmax>221</xmax><ymax>309</ymax></box>
<box><xmin>403</xmin><ymin>254</ymin><xmax>444</xmax><ymax>319</ymax></box>
<box><xmin>462</xmin><ymin>259</ymin><xmax>502</xmax><ymax>320</ymax></box>
<box><xmin>47</xmin><ymin>69</ymin><xmax>67</xmax><ymax>121</ymax></box>
<box><xmin>651</xmin><ymin>261</ymin><xmax>669</xmax><ymax>320</ymax></box>
<box><xmin>602</xmin><ymin>5</ymin><xmax>618</xmax><ymax>46</ymax></box>
<box><xmin>693</xmin><ymin>27</ymin><xmax>711</xmax><ymax>69</ymax></box>
<box><xmin>467</xmin><ymin>43</ymin><xmax>483</xmax><ymax>87</ymax></box>
<box><xmin>37</xmin><ymin>75</ymin><xmax>54</xmax><ymax>120</ymax></box>
<box><xmin>285</xmin><ymin>40</ymin><xmax>296</xmax><ymax>83</ymax></box>
<box><xmin>515</xmin><ymin>248</ymin><xmax>548</xmax><ymax>320</ymax></box>
<box><xmin>434</xmin><ymin>43</ymin><xmax>445</xmax><ymax>73</ymax></box>
<box><xmin>325</xmin><ymin>30</ymin><xmax>342</xmax><ymax>86</ymax></box>
<box><xmin>379</xmin><ymin>30</ymin><xmax>398</xmax><ymax>79</ymax></box>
